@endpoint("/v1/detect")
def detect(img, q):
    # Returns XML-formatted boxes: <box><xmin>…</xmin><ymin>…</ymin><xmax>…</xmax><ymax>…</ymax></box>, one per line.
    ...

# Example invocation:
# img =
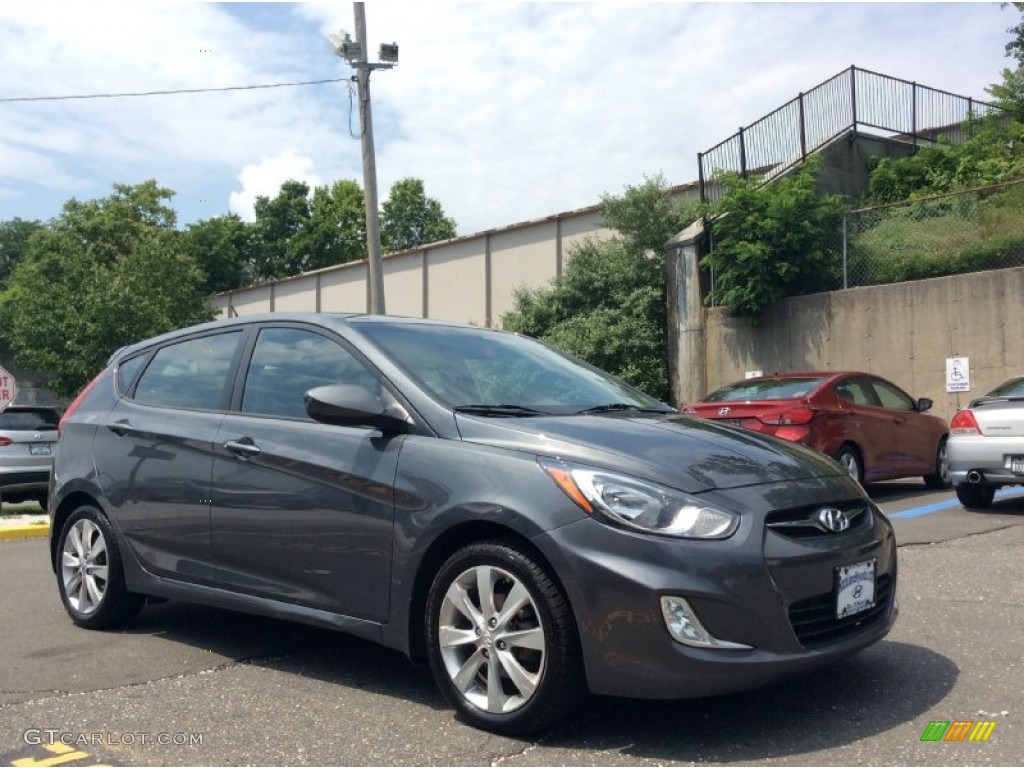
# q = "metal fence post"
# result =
<box><xmin>842</xmin><ymin>214</ymin><xmax>849</xmax><ymax>290</ymax></box>
<box><xmin>850</xmin><ymin>65</ymin><xmax>857</xmax><ymax>131</ymax></box>
<box><xmin>798</xmin><ymin>92</ymin><xmax>807</xmax><ymax>160</ymax></box>
<box><xmin>738</xmin><ymin>127</ymin><xmax>747</xmax><ymax>180</ymax></box>
<box><xmin>912</xmin><ymin>81</ymin><xmax>918</xmax><ymax>147</ymax></box>
<box><xmin>698</xmin><ymin>152</ymin><xmax>706</xmax><ymax>203</ymax></box>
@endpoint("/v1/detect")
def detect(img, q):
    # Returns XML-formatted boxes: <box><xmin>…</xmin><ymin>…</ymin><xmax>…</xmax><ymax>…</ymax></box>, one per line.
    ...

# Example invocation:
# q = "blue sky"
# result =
<box><xmin>0</xmin><ymin>2</ymin><xmax>1016</xmax><ymax>236</ymax></box>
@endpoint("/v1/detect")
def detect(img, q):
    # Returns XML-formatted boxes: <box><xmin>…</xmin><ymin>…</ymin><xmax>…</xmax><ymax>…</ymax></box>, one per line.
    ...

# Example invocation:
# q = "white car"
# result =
<box><xmin>0</xmin><ymin>405</ymin><xmax>59</xmax><ymax>509</ymax></box>
<box><xmin>948</xmin><ymin>376</ymin><xmax>1024</xmax><ymax>509</ymax></box>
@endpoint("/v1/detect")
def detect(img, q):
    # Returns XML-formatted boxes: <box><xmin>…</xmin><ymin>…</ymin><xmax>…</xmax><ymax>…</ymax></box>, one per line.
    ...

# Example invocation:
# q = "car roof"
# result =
<box><xmin>108</xmin><ymin>312</ymin><xmax>507</xmax><ymax>364</ymax></box>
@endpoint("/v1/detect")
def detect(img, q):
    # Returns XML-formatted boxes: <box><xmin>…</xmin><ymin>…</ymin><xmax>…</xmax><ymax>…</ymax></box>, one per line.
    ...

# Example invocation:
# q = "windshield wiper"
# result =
<box><xmin>574</xmin><ymin>403</ymin><xmax>672</xmax><ymax>415</ymax></box>
<box><xmin>453</xmin><ymin>404</ymin><xmax>549</xmax><ymax>417</ymax></box>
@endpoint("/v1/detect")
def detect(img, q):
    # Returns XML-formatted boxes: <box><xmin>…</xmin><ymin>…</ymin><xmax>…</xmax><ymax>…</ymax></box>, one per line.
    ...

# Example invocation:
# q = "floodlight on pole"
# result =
<box><xmin>327</xmin><ymin>3</ymin><xmax>398</xmax><ymax>315</ymax></box>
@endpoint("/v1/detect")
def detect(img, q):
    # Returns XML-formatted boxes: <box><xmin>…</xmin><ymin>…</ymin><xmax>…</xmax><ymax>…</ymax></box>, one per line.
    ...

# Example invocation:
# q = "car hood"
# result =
<box><xmin>455</xmin><ymin>411</ymin><xmax>846</xmax><ymax>494</ymax></box>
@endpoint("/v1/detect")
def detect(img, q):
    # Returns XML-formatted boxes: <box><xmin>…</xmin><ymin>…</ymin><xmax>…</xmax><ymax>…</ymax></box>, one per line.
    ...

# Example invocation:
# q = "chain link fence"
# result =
<box><xmin>841</xmin><ymin>179</ymin><xmax>1024</xmax><ymax>289</ymax></box>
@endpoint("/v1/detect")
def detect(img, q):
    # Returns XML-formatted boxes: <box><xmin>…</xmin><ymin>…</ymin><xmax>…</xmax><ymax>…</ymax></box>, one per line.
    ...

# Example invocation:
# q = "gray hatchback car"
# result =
<box><xmin>50</xmin><ymin>313</ymin><xmax>897</xmax><ymax>734</ymax></box>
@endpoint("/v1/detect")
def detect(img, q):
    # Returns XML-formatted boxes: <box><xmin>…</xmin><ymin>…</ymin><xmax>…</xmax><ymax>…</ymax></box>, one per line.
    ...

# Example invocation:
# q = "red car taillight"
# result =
<box><xmin>58</xmin><ymin>372</ymin><xmax>105</xmax><ymax>436</ymax></box>
<box><xmin>950</xmin><ymin>410</ymin><xmax>981</xmax><ymax>436</ymax></box>
<box><xmin>758</xmin><ymin>407</ymin><xmax>815</xmax><ymax>426</ymax></box>
<box><xmin>0</xmin><ymin>436</ymin><xmax>11</xmax><ymax>446</ymax></box>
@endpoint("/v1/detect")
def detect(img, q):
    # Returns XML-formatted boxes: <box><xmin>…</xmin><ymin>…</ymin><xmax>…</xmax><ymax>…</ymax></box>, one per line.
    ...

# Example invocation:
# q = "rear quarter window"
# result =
<box><xmin>133</xmin><ymin>331</ymin><xmax>242</xmax><ymax>410</ymax></box>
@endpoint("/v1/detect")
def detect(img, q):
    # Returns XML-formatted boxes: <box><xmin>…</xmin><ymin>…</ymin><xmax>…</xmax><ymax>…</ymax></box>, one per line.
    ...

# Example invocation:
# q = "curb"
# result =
<box><xmin>0</xmin><ymin>523</ymin><xmax>51</xmax><ymax>541</ymax></box>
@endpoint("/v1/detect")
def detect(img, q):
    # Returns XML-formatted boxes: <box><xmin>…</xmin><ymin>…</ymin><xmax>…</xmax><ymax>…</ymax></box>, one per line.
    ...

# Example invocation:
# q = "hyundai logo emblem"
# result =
<box><xmin>718</xmin><ymin>407</ymin><xmax>731</xmax><ymax>416</ymax></box>
<box><xmin>815</xmin><ymin>507</ymin><xmax>850</xmax><ymax>533</ymax></box>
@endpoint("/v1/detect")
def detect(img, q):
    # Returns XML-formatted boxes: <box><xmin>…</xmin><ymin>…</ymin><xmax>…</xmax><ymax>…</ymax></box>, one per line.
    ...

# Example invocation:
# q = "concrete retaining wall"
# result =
<box><xmin>703</xmin><ymin>266</ymin><xmax>1024</xmax><ymax>422</ymax></box>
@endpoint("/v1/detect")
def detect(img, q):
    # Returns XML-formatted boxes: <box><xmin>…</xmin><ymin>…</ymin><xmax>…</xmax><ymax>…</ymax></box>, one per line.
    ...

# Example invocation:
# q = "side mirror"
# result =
<box><xmin>304</xmin><ymin>385</ymin><xmax>409</xmax><ymax>433</ymax></box>
<box><xmin>917</xmin><ymin>397</ymin><xmax>933</xmax><ymax>413</ymax></box>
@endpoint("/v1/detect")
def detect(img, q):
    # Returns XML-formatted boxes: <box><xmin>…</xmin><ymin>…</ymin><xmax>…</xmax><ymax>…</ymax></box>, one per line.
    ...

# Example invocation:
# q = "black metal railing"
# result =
<box><xmin>698</xmin><ymin>65</ymin><xmax>1005</xmax><ymax>203</ymax></box>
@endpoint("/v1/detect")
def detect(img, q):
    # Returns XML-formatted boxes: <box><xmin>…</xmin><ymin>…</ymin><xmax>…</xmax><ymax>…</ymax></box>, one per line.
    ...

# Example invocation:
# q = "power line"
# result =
<box><xmin>0</xmin><ymin>77</ymin><xmax>350</xmax><ymax>104</ymax></box>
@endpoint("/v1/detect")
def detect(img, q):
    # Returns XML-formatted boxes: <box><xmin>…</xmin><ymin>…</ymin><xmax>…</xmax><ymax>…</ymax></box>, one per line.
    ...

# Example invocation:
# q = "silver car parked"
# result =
<box><xmin>0</xmin><ymin>405</ymin><xmax>60</xmax><ymax>508</ymax></box>
<box><xmin>948</xmin><ymin>376</ymin><xmax>1024</xmax><ymax>509</ymax></box>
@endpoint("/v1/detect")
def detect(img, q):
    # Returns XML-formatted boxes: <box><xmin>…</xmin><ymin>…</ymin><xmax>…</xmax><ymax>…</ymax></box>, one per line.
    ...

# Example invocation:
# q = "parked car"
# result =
<box><xmin>0</xmin><ymin>405</ymin><xmax>60</xmax><ymax>508</ymax></box>
<box><xmin>683</xmin><ymin>372</ymin><xmax>950</xmax><ymax>488</ymax></box>
<box><xmin>50</xmin><ymin>314</ymin><xmax>897</xmax><ymax>735</ymax></box>
<box><xmin>948</xmin><ymin>375</ymin><xmax>1024</xmax><ymax>509</ymax></box>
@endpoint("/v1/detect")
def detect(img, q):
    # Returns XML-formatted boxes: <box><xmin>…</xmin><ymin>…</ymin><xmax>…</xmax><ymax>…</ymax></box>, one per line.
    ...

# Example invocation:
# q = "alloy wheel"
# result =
<box><xmin>437</xmin><ymin>564</ymin><xmax>546</xmax><ymax>715</ymax></box>
<box><xmin>61</xmin><ymin>518</ymin><xmax>109</xmax><ymax>615</ymax></box>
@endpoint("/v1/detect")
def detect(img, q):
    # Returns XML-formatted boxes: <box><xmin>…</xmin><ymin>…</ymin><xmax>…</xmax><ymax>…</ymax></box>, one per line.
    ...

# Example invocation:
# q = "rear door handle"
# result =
<box><xmin>108</xmin><ymin>419</ymin><xmax>134</xmax><ymax>437</ymax></box>
<box><xmin>224</xmin><ymin>438</ymin><xmax>261</xmax><ymax>458</ymax></box>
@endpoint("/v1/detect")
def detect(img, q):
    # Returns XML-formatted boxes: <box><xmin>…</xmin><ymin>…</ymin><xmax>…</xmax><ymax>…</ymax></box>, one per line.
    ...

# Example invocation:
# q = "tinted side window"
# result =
<box><xmin>241</xmin><ymin>327</ymin><xmax>379</xmax><ymax>419</ymax></box>
<box><xmin>134</xmin><ymin>331</ymin><xmax>242</xmax><ymax>410</ymax></box>
<box><xmin>870</xmin><ymin>378</ymin><xmax>915</xmax><ymax>411</ymax></box>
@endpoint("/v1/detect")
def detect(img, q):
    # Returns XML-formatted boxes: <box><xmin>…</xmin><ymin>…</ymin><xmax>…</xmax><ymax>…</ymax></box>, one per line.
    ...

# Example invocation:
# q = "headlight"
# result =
<box><xmin>540</xmin><ymin>459</ymin><xmax>739</xmax><ymax>539</ymax></box>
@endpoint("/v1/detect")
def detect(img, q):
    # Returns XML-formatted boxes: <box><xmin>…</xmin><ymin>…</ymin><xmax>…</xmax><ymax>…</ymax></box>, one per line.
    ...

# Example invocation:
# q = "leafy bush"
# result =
<box><xmin>701</xmin><ymin>156</ymin><xmax>844</xmax><ymax>322</ymax></box>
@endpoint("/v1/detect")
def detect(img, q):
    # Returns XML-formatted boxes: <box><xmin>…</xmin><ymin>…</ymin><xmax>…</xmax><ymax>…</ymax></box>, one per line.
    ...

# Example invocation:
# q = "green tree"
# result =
<box><xmin>180</xmin><ymin>213</ymin><xmax>253</xmax><ymax>294</ymax></box>
<box><xmin>1</xmin><ymin>181</ymin><xmax>214</xmax><ymax>396</ymax></box>
<box><xmin>1004</xmin><ymin>2</ymin><xmax>1024</xmax><ymax>64</ymax></box>
<box><xmin>701</xmin><ymin>156</ymin><xmax>845</xmax><ymax>322</ymax></box>
<box><xmin>988</xmin><ymin>3</ymin><xmax>1024</xmax><ymax>119</ymax></box>
<box><xmin>381</xmin><ymin>178</ymin><xmax>457</xmax><ymax>252</ymax></box>
<box><xmin>503</xmin><ymin>175</ymin><xmax>696</xmax><ymax>400</ymax></box>
<box><xmin>302</xmin><ymin>180</ymin><xmax>366</xmax><ymax>267</ymax></box>
<box><xmin>251</xmin><ymin>179</ymin><xmax>312</xmax><ymax>280</ymax></box>
<box><xmin>0</xmin><ymin>218</ymin><xmax>44</xmax><ymax>286</ymax></box>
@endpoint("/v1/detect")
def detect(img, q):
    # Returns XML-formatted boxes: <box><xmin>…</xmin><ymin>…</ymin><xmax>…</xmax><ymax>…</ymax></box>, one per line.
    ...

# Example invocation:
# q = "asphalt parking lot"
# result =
<box><xmin>1</xmin><ymin>483</ymin><xmax>1021</xmax><ymax>766</ymax></box>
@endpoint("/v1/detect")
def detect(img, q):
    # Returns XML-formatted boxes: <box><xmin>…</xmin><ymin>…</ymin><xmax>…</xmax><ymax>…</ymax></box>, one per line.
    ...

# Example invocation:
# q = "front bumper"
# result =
<box><xmin>533</xmin><ymin>494</ymin><xmax>897</xmax><ymax>699</ymax></box>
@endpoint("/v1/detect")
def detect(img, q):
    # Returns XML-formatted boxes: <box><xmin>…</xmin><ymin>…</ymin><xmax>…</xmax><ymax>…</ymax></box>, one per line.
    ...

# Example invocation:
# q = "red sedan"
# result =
<box><xmin>683</xmin><ymin>372</ymin><xmax>951</xmax><ymax>487</ymax></box>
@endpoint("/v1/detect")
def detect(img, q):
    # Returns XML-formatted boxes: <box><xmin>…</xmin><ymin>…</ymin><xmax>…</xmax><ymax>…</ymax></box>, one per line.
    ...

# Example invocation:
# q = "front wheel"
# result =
<box><xmin>955</xmin><ymin>483</ymin><xmax>996</xmax><ymax>510</ymax></box>
<box><xmin>425</xmin><ymin>541</ymin><xmax>585</xmax><ymax>736</ymax></box>
<box><xmin>923</xmin><ymin>439</ymin><xmax>952</xmax><ymax>489</ymax></box>
<box><xmin>57</xmin><ymin>505</ymin><xmax>145</xmax><ymax>629</ymax></box>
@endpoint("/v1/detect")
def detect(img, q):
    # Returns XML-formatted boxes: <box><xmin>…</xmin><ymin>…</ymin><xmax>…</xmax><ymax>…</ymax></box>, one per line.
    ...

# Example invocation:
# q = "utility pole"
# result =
<box><xmin>329</xmin><ymin>3</ymin><xmax>398</xmax><ymax>315</ymax></box>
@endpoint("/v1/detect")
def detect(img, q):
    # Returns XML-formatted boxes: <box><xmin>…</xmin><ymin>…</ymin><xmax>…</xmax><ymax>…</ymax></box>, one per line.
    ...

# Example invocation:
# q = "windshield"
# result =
<box><xmin>356</xmin><ymin>322</ymin><xmax>668</xmax><ymax>414</ymax></box>
<box><xmin>704</xmin><ymin>377</ymin><xmax>827</xmax><ymax>403</ymax></box>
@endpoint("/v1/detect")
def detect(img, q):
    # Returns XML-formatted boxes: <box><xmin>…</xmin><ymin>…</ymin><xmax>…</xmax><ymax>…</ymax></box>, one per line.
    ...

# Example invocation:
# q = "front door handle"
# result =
<box><xmin>224</xmin><ymin>438</ymin><xmax>261</xmax><ymax>458</ymax></box>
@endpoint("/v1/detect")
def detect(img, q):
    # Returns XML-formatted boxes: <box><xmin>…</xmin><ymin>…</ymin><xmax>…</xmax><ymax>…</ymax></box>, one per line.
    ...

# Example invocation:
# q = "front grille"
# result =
<box><xmin>766</xmin><ymin>502</ymin><xmax>872</xmax><ymax>539</ymax></box>
<box><xmin>788</xmin><ymin>574</ymin><xmax>892</xmax><ymax>648</ymax></box>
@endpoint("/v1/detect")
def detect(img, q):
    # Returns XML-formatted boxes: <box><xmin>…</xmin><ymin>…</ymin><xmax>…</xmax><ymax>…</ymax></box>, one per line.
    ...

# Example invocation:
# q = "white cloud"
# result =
<box><xmin>228</xmin><ymin>150</ymin><xmax>323</xmax><ymax>221</ymax></box>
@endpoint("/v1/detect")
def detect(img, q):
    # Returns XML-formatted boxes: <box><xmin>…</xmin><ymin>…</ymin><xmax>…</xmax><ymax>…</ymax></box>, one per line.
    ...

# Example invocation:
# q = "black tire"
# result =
<box><xmin>56</xmin><ymin>505</ymin><xmax>145</xmax><ymax>629</ymax></box>
<box><xmin>955</xmin><ymin>483</ymin><xmax>997</xmax><ymax>510</ymax></box>
<box><xmin>923</xmin><ymin>438</ymin><xmax>952</xmax><ymax>490</ymax></box>
<box><xmin>835</xmin><ymin>444</ymin><xmax>864</xmax><ymax>485</ymax></box>
<box><xmin>425</xmin><ymin>541</ymin><xmax>585</xmax><ymax>736</ymax></box>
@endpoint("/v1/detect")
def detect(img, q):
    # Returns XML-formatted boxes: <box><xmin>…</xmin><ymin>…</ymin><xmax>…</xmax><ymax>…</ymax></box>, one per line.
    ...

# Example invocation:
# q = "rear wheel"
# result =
<box><xmin>955</xmin><ymin>483</ymin><xmax>996</xmax><ymax>510</ymax></box>
<box><xmin>425</xmin><ymin>541</ymin><xmax>585</xmax><ymax>736</ymax></box>
<box><xmin>923</xmin><ymin>439</ymin><xmax>952</xmax><ymax>489</ymax></box>
<box><xmin>57</xmin><ymin>505</ymin><xmax>144</xmax><ymax>629</ymax></box>
<box><xmin>835</xmin><ymin>445</ymin><xmax>864</xmax><ymax>485</ymax></box>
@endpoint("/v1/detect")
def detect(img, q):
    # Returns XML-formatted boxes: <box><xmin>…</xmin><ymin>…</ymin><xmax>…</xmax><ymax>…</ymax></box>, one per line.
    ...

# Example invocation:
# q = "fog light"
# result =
<box><xmin>660</xmin><ymin>596</ymin><xmax>752</xmax><ymax>650</ymax></box>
